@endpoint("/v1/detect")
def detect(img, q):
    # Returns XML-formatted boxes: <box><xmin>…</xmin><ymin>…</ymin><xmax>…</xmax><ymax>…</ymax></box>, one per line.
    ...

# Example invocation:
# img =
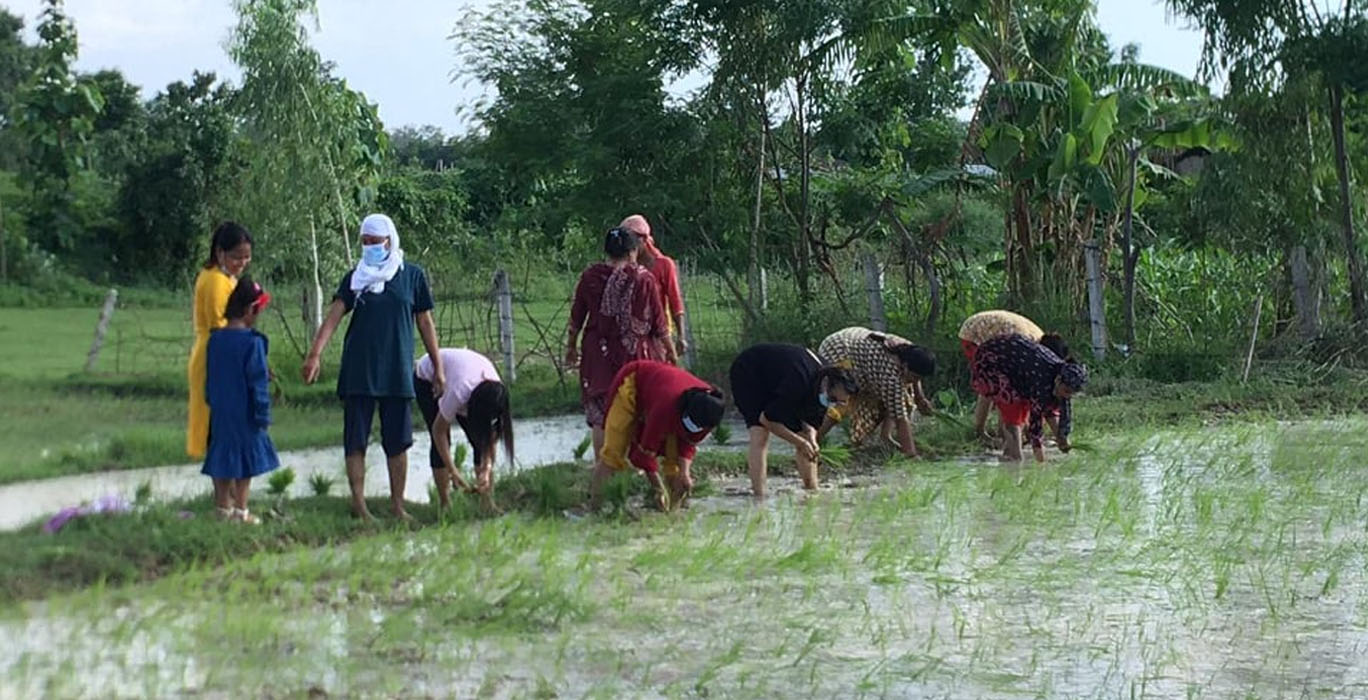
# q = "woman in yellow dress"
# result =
<box><xmin>187</xmin><ymin>222</ymin><xmax>254</xmax><ymax>458</ymax></box>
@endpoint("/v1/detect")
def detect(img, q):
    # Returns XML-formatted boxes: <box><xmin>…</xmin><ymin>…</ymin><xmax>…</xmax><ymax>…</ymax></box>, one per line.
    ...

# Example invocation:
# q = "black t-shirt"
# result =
<box><xmin>729</xmin><ymin>343</ymin><xmax>825</xmax><ymax>431</ymax></box>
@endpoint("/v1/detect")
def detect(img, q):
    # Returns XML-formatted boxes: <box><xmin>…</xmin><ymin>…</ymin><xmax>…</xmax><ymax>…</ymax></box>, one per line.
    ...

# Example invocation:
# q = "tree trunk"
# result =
<box><xmin>748</xmin><ymin>120</ymin><xmax>766</xmax><ymax>326</ymax></box>
<box><xmin>304</xmin><ymin>218</ymin><xmax>324</xmax><ymax>337</ymax></box>
<box><xmin>796</xmin><ymin>75</ymin><xmax>813</xmax><ymax>308</ymax></box>
<box><xmin>1009</xmin><ymin>182</ymin><xmax>1034</xmax><ymax>301</ymax></box>
<box><xmin>1290</xmin><ymin>244</ymin><xmax>1319</xmax><ymax>341</ymax></box>
<box><xmin>1121</xmin><ymin>145</ymin><xmax>1140</xmax><ymax>348</ymax></box>
<box><xmin>1329</xmin><ymin>83</ymin><xmax>1367</xmax><ymax>325</ymax></box>
<box><xmin>921</xmin><ymin>252</ymin><xmax>941</xmax><ymax>336</ymax></box>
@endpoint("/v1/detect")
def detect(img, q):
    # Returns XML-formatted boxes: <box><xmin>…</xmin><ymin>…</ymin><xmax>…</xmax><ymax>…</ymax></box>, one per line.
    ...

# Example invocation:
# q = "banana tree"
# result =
<box><xmin>978</xmin><ymin>60</ymin><xmax>1228</xmax><ymax>338</ymax></box>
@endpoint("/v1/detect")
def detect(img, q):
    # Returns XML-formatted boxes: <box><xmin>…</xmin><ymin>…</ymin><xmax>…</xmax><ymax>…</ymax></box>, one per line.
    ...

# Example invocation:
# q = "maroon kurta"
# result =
<box><xmin>570</xmin><ymin>262</ymin><xmax>669</xmax><ymax>427</ymax></box>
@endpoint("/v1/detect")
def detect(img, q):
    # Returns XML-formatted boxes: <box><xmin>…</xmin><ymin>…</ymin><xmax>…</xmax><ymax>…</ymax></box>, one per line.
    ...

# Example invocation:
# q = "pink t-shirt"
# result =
<box><xmin>415</xmin><ymin>348</ymin><xmax>501</xmax><ymax>421</ymax></box>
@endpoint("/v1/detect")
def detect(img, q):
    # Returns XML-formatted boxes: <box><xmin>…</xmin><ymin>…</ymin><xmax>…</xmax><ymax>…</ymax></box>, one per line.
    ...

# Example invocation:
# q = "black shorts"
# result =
<box><xmin>414</xmin><ymin>374</ymin><xmax>485</xmax><ymax>471</ymax></box>
<box><xmin>729</xmin><ymin>362</ymin><xmax>767</xmax><ymax>428</ymax></box>
<box><xmin>343</xmin><ymin>396</ymin><xmax>413</xmax><ymax>458</ymax></box>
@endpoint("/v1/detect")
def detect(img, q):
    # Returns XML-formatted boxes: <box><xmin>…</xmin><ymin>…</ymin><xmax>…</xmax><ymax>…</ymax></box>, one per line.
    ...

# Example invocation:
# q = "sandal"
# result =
<box><xmin>232</xmin><ymin>508</ymin><xmax>261</xmax><ymax>525</ymax></box>
<box><xmin>215</xmin><ymin>507</ymin><xmax>235</xmax><ymax>521</ymax></box>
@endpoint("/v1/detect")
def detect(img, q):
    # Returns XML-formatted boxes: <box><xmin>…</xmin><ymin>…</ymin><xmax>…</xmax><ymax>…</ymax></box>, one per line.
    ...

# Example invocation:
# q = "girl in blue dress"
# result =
<box><xmin>203</xmin><ymin>276</ymin><xmax>279</xmax><ymax>524</ymax></box>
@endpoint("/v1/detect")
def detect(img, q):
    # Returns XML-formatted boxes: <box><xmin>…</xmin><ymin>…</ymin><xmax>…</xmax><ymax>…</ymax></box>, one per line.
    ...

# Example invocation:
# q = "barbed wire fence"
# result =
<box><xmin>88</xmin><ymin>248</ymin><xmax>1271</xmax><ymax>401</ymax></box>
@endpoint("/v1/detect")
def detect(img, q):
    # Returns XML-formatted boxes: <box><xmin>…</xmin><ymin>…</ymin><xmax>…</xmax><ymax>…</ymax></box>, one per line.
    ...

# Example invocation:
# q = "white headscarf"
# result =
<box><xmin>350</xmin><ymin>213</ymin><xmax>405</xmax><ymax>294</ymax></box>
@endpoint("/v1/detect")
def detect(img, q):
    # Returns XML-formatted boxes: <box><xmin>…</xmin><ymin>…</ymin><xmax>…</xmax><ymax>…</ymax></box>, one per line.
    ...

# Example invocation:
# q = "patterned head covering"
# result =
<box><xmin>1059</xmin><ymin>363</ymin><xmax>1089</xmax><ymax>391</ymax></box>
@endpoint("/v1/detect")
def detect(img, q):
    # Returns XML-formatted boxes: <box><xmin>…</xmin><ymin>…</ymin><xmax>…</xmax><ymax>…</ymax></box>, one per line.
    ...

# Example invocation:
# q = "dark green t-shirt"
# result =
<box><xmin>333</xmin><ymin>263</ymin><xmax>434</xmax><ymax>398</ymax></box>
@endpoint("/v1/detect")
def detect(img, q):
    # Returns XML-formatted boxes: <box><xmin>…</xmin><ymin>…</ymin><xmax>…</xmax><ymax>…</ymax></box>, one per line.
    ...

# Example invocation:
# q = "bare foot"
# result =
<box><xmin>393</xmin><ymin>508</ymin><xmax>414</xmax><ymax>522</ymax></box>
<box><xmin>352</xmin><ymin>507</ymin><xmax>376</xmax><ymax>522</ymax></box>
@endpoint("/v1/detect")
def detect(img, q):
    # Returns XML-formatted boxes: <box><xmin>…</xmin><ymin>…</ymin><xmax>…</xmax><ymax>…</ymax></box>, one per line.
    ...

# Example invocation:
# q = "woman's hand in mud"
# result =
<box><xmin>301</xmin><ymin>355</ymin><xmax>322</xmax><ymax>384</ymax></box>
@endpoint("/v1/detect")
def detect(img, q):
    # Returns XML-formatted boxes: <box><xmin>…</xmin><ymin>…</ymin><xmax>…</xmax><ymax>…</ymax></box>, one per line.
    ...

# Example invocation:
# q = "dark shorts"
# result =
<box><xmin>728</xmin><ymin>363</ymin><xmax>767</xmax><ymax>428</ymax></box>
<box><xmin>343</xmin><ymin>396</ymin><xmax>413</xmax><ymax>458</ymax></box>
<box><xmin>414</xmin><ymin>375</ymin><xmax>484</xmax><ymax>471</ymax></box>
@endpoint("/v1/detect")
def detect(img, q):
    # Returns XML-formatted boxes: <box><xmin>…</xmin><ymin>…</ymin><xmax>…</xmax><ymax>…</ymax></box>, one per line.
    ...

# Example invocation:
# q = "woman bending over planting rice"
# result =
<box><xmin>414</xmin><ymin>348</ymin><xmax>514</xmax><ymax>511</ymax></box>
<box><xmin>729</xmin><ymin>343</ymin><xmax>859</xmax><ymax>499</ymax></box>
<box><xmin>816</xmin><ymin>327</ymin><xmax>936</xmax><ymax>458</ymax></box>
<box><xmin>959</xmin><ymin>310</ymin><xmax>1073</xmax><ymax>443</ymax></box>
<box><xmin>584</xmin><ymin>360</ymin><xmax>724</xmax><ymax>512</ymax></box>
<box><xmin>970</xmin><ymin>333</ymin><xmax>1088</xmax><ymax>463</ymax></box>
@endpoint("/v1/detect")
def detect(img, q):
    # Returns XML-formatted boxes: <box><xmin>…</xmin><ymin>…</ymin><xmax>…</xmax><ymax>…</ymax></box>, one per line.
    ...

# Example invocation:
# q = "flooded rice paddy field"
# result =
<box><xmin>5</xmin><ymin>421</ymin><xmax>1368</xmax><ymax>698</ymax></box>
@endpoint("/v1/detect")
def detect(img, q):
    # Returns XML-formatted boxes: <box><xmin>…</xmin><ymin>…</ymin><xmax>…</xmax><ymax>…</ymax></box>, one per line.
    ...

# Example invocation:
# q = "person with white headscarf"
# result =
<box><xmin>303</xmin><ymin>213</ymin><xmax>444</xmax><ymax>521</ymax></box>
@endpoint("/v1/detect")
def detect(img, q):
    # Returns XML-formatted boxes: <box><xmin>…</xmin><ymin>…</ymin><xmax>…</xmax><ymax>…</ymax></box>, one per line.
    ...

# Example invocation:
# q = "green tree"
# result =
<box><xmin>0</xmin><ymin>8</ymin><xmax>34</xmax><ymax>169</ymax></box>
<box><xmin>115</xmin><ymin>72</ymin><xmax>237</xmax><ymax>283</ymax></box>
<box><xmin>1166</xmin><ymin>0</ymin><xmax>1368</xmax><ymax>324</ymax></box>
<box><xmin>12</xmin><ymin>0</ymin><xmax>105</xmax><ymax>254</ymax></box>
<box><xmin>228</xmin><ymin>0</ymin><xmax>387</xmax><ymax>335</ymax></box>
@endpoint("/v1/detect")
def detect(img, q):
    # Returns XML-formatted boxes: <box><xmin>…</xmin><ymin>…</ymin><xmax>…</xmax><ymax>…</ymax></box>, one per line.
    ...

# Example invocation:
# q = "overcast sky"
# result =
<box><xmin>3</xmin><ymin>0</ymin><xmax>1208</xmax><ymax>133</ymax></box>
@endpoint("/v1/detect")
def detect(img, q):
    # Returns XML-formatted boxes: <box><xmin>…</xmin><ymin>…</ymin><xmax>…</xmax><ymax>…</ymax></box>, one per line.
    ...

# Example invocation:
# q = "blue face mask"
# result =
<box><xmin>818</xmin><ymin>394</ymin><xmax>834</xmax><ymax>409</ymax></box>
<box><xmin>362</xmin><ymin>243</ymin><xmax>389</xmax><ymax>266</ymax></box>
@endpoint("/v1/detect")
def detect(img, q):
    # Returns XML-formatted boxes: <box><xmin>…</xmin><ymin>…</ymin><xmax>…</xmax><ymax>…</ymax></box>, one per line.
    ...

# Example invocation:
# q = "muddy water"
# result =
<box><xmin>0</xmin><ymin>415</ymin><xmax>764</xmax><ymax>531</ymax></box>
<box><xmin>9</xmin><ymin>424</ymin><xmax>1368</xmax><ymax>697</ymax></box>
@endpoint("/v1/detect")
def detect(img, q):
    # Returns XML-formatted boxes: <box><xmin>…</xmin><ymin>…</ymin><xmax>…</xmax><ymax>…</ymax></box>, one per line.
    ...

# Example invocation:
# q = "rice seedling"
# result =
<box><xmin>267</xmin><ymin>467</ymin><xmax>295</xmax><ymax>497</ymax></box>
<box><xmin>307</xmin><ymin>473</ymin><xmax>335</xmax><ymax>497</ymax></box>
<box><xmin>711</xmin><ymin>422</ymin><xmax>732</xmax><ymax>445</ymax></box>
<box><xmin>133</xmin><ymin>480</ymin><xmax>153</xmax><ymax>506</ymax></box>
<box><xmin>572</xmin><ymin>433</ymin><xmax>591</xmax><ymax>461</ymax></box>
<box><xmin>9</xmin><ymin>417</ymin><xmax>1368</xmax><ymax>698</ymax></box>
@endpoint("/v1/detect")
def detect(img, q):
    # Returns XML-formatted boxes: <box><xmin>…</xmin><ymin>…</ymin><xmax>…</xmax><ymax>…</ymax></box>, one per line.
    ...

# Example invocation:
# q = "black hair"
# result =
<box><xmin>1040</xmin><ymin>333</ymin><xmax>1072</xmax><ymax>362</ymax></box>
<box><xmin>466</xmin><ymin>380</ymin><xmax>514</xmax><ymax>466</ymax></box>
<box><xmin>223</xmin><ymin>275</ymin><xmax>264</xmax><ymax>320</ymax></box>
<box><xmin>814</xmin><ymin>365</ymin><xmax>859</xmax><ymax>395</ymax></box>
<box><xmin>870</xmin><ymin>333</ymin><xmax>936</xmax><ymax>377</ymax></box>
<box><xmin>604</xmin><ymin>226</ymin><xmax>641</xmax><ymax>260</ymax></box>
<box><xmin>679</xmin><ymin>386</ymin><xmax>725</xmax><ymax>430</ymax></box>
<box><xmin>203</xmin><ymin>221</ymin><xmax>253</xmax><ymax>269</ymax></box>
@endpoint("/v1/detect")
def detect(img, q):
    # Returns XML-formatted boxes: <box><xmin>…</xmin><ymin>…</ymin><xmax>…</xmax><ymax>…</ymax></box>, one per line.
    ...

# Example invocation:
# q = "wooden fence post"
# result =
<box><xmin>1243</xmin><ymin>295</ymin><xmax>1264</xmax><ymax>383</ymax></box>
<box><xmin>85</xmin><ymin>289</ymin><xmax>119</xmax><ymax>372</ymax></box>
<box><xmin>0</xmin><ymin>194</ymin><xmax>7</xmax><ymax>283</ymax></box>
<box><xmin>1290</xmin><ymin>245</ymin><xmax>1319</xmax><ymax>341</ymax></box>
<box><xmin>494</xmin><ymin>268</ymin><xmax>517</xmax><ymax>382</ymax></box>
<box><xmin>1083</xmin><ymin>241</ymin><xmax>1107</xmax><ymax>360</ymax></box>
<box><xmin>862</xmin><ymin>251</ymin><xmax>887</xmax><ymax>332</ymax></box>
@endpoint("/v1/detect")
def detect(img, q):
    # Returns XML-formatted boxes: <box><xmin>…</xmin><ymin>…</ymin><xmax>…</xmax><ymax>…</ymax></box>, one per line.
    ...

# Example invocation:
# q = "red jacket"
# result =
<box><xmin>607</xmin><ymin>360</ymin><xmax>712</xmax><ymax>473</ymax></box>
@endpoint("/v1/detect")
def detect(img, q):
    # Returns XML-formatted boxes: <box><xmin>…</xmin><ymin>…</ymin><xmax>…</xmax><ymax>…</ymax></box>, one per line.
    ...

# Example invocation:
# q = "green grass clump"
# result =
<box><xmin>307</xmin><ymin>473</ymin><xmax>335</xmax><ymax>497</ymax></box>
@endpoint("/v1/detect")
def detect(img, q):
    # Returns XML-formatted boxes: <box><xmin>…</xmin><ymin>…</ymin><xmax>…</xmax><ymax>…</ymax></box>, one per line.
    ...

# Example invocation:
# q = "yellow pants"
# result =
<box><xmin>600</xmin><ymin>372</ymin><xmax>681</xmax><ymax>477</ymax></box>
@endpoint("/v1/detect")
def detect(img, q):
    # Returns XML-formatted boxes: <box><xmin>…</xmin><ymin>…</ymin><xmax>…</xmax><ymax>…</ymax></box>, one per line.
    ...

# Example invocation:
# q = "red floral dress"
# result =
<box><xmin>570</xmin><ymin>262</ymin><xmax>669</xmax><ymax>427</ymax></box>
<box><xmin>970</xmin><ymin>334</ymin><xmax>1071</xmax><ymax>448</ymax></box>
